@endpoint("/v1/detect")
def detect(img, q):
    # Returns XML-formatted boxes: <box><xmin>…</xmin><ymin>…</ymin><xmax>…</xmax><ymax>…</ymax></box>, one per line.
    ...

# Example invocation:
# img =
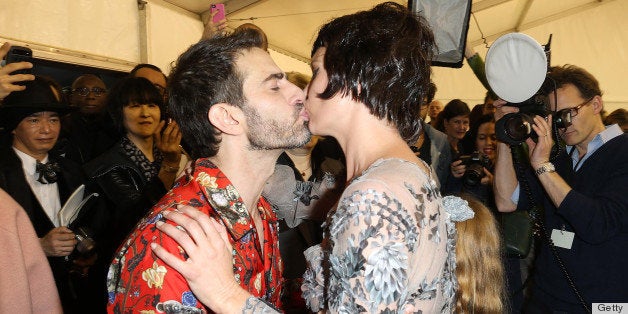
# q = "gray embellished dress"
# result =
<box><xmin>242</xmin><ymin>158</ymin><xmax>457</xmax><ymax>313</ymax></box>
<box><xmin>302</xmin><ymin>158</ymin><xmax>456</xmax><ymax>313</ymax></box>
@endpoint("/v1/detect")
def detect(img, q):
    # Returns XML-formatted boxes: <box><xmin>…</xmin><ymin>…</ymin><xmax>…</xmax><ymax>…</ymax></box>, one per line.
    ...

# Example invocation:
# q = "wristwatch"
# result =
<box><xmin>535</xmin><ymin>162</ymin><xmax>555</xmax><ymax>176</ymax></box>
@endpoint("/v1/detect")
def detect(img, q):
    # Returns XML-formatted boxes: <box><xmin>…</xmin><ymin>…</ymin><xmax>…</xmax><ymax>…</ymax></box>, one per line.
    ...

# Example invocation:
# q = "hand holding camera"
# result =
<box><xmin>40</xmin><ymin>226</ymin><xmax>78</xmax><ymax>257</ymax></box>
<box><xmin>0</xmin><ymin>43</ymin><xmax>35</xmax><ymax>99</ymax></box>
<box><xmin>454</xmin><ymin>152</ymin><xmax>493</xmax><ymax>187</ymax></box>
<box><xmin>526</xmin><ymin>114</ymin><xmax>555</xmax><ymax>170</ymax></box>
<box><xmin>450</xmin><ymin>159</ymin><xmax>466</xmax><ymax>179</ymax></box>
<box><xmin>201</xmin><ymin>3</ymin><xmax>228</xmax><ymax>40</ymax></box>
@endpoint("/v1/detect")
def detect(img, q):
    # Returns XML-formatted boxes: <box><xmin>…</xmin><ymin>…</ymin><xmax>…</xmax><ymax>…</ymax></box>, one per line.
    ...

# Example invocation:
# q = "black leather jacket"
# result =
<box><xmin>84</xmin><ymin>140</ymin><xmax>166</xmax><ymax>258</ymax></box>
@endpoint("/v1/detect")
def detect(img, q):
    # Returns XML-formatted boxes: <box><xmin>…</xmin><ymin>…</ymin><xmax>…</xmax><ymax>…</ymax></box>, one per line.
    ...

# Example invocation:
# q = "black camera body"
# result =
<box><xmin>4</xmin><ymin>46</ymin><xmax>33</xmax><ymax>75</ymax></box>
<box><xmin>74</xmin><ymin>226</ymin><xmax>96</xmax><ymax>255</ymax></box>
<box><xmin>495</xmin><ymin>91</ymin><xmax>550</xmax><ymax>146</ymax></box>
<box><xmin>459</xmin><ymin>152</ymin><xmax>492</xmax><ymax>186</ymax></box>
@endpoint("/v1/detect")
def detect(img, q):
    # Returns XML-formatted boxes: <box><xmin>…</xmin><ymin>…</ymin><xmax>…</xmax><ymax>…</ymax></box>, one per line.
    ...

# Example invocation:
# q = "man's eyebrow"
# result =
<box><xmin>262</xmin><ymin>72</ymin><xmax>285</xmax><ymax>83</ymax></box>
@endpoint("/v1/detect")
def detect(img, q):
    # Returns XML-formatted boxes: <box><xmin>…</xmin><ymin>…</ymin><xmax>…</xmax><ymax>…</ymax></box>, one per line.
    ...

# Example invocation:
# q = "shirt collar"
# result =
<box><xmin>566</xmin><ymin>124</ymin><xmax>623</xmax><ymax>167</ymax></box>
<box><xmin>13</xmin><ymin>147</ymin><xmax>49</xmax><ymax>176</ymax></box>
<box><xmin>192</xmin><ymin>158</ymin><xmax>276</xmax><ymax>240</ymax></box>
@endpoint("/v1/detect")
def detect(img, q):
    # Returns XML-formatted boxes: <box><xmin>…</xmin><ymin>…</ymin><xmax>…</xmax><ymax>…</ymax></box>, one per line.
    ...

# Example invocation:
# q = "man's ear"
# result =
<box><xmin>207</xmin><ymin>103</ymin><xmax>244</xmax><ymax>135</ymax></box>
<box><xmin>591</xmin><ymin>95</ymin><xmax>604</xmax><ymax>115</ymax></box>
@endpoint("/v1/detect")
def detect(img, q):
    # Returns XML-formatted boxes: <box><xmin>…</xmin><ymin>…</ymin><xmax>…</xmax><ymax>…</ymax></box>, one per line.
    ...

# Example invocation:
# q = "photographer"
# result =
<box><xmin>493</xmin><ymin>65</ymin><xmax>628</xmax><ymax>312</ymax></box>
<box><xmin>443</xmin><ymin>114</ymin><xmax>496</xmax><ymax>207</ymax></box>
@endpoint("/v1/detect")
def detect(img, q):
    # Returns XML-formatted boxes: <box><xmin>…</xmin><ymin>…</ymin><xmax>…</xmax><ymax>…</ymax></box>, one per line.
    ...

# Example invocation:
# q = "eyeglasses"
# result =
<box><xmin>153</xmin><ymin>84</ymin><xmax>166</xmax><ymax>95</ymax></box>
<box><xmin>72</xmin><ymin>87</ymin><xmax>107</xmax><ymax>97</ymax></box>
<box><xmin>152</xmin><ymin>84</ymin><xmax>169</xmax><ymax>102</ymax></box>
<box><xmin>553</xmin><ymin>96</ymin><xmax>594</xmax><ymax>129</ymax></box>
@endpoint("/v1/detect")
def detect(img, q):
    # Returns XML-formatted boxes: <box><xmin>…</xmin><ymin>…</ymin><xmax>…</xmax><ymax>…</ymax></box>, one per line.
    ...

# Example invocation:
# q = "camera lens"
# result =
<box><xmin>496</xmin><ymin>113</ymin><xmax>537</xmax><ymax>145</ymax></box>
<box><xmin>463</xmin><ymin>163</ymin><xmax>485</xmax><ymax>186</ymax></box>
<box><xmin>505</xmin><ymin>114</ymin><xmax>534</xmax><ymax>141</ymax></box>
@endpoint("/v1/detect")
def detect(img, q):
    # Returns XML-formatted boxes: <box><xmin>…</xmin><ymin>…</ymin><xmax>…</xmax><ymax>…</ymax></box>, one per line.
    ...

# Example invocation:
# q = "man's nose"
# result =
<box><xmin>286</xmin><ymin>82</ymin><xmax>306</xmax><ymax>106</ymax></box>
<box><xmin>39</xmin><ymin>120</ymin><xmax>52</xmax><ymax>132</ymax></box>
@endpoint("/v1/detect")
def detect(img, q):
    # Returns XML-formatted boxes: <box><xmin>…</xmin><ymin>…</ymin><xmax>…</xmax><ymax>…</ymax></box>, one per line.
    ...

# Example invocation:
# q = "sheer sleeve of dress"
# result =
<box><xmin>301</xmin><ymin>243</ymin><xmax>326</xmax><ymax>311</ymax></box>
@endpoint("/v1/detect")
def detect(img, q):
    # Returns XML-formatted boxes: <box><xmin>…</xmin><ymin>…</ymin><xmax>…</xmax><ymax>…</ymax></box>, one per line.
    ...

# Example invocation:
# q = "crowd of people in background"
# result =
<box><xmin>0</xmin><ymin>2</ymin><xmax>626</xmax><ymax>313</ymax></box>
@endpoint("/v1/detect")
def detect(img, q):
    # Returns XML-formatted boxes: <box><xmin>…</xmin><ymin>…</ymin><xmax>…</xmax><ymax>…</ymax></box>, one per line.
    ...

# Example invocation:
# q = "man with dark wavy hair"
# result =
<box><xmin>106</xmin><ymin>28</ymin><xmax>311</xmax><ymax>313</ymax></box>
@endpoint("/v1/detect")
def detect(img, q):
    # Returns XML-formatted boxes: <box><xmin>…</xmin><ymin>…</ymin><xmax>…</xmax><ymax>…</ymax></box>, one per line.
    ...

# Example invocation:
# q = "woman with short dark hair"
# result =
<box><xmin>83</xmin><ymin>77</ymin><xmax>182</xmax><ymax>308</ymax></box>
<box><xmin>435</xmin><ymin>99</ymin><xmax>471</xmax><ymax>156</ymax></box>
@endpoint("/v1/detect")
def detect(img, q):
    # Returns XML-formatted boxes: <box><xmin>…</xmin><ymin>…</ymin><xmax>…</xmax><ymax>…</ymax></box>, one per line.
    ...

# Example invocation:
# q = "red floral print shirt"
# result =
<box><xmin>107</xmin><ymin>158</ymin><xmax>283</xmax><ymax>313</ymax></box>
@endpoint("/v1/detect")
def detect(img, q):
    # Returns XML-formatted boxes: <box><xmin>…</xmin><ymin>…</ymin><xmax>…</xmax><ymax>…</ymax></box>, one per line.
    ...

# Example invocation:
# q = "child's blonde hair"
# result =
<box><xmin>455</xmin><ymin>195</ymin><xmax>506</xmax><ymax>313</ymax></box>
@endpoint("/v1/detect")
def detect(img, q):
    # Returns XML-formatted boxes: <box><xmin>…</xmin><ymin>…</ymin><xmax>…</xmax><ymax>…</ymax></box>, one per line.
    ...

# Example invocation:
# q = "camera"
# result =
<box><xmin>459</xmin><ymin>152</ymin><xmax>491</xmax><ymax>187</ymax></box>
<box><xmin>486</xmin><ymin>33</ymin><xmax>555</xmax><ymax>146</ymax></box>
<box><xmin>495</xmin><ymin>93</ymin><xmax>550</xmax><ymax>146</ymax></box>
<box><xmin>4</xmin><ymin>46</ymin><xmax>33</xmax><ymax>75</ymax></box>
<box><xmin>74</xmin><ymin>227</ymin><xmax>96</xmax><ymax>255</ymax></box>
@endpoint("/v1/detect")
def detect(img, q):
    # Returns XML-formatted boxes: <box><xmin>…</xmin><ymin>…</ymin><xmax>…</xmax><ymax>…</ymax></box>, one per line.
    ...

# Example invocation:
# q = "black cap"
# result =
<box><xmin>0</xmin><ymin>76</ymin><xmax>73</xmax><ymax>132</ymax></box>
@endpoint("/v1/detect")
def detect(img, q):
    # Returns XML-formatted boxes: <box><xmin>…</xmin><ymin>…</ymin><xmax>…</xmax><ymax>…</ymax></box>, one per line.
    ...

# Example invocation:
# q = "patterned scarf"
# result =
<box><xmin>121</xmin><ymin>136</ymin><xmax>163</xmax><ymax>181</ymax></box>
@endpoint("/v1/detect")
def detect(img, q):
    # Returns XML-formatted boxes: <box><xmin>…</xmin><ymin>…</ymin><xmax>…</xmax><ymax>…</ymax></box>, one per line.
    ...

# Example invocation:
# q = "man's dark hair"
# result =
<box><xmin>106</xmin><ymin>77</ymin><xmax>163</xmax><ymax>134</ymax></box>
<box><xmin>130</xmin><ymin>63</ymin><xmax>168</xmax><ymax>83</ymax></box>
<box><xmin>311</xmin><ymin>2</ymin><xmax>435</xmax><ymax>143</ymax></box>
<box><xmin>167</xmin><ymin>32</ymin><xmax>259</xmax><ymax>159</ymax></box>
<box><xmin>547</xmin><ymin>64</ymin><xmax>602</xmax><ymax>101</ymax></box>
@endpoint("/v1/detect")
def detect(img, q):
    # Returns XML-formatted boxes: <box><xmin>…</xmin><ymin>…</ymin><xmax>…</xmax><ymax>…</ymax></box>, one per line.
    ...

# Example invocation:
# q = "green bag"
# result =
<box><xmin>501</xmin><ymin>210</ymin><xmax>533</xmax><ymax>258</ymax></box>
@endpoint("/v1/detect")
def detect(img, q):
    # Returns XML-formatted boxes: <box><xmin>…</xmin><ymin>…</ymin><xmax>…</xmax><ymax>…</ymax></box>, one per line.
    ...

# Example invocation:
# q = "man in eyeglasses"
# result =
<box><xmin>493</xmin><ymin>65</ymin><xmax>628</xmax><ymax>313</ymax></box>
<box><xmin>69</xmin><ymin>74</ymin><xmax>108</xmax><ymax>115</ymax></box>
<box><xmin>55</xmin><ymin>74</ymin><xmax>118</xmax><ymax>164</ymax></box>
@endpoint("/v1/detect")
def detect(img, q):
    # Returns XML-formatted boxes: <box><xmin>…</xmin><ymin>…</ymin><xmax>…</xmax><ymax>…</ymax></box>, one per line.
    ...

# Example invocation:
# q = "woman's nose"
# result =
<box><xmin>140</xmin><ymin>105</ymin><xmax>150</xmax><ymax>116</ymax></box>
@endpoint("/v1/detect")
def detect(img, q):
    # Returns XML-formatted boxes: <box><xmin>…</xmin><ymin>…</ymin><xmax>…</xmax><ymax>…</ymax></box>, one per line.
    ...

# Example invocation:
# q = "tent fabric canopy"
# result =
<box><xmin>167</xmin><ymin>0</ymin><xmax>627</xmax><ymax>111</ymax></box>
<box><xmin>1</xmin><ymin>0</ymin><xmax>626</xmax><ymax>112</ymax></box>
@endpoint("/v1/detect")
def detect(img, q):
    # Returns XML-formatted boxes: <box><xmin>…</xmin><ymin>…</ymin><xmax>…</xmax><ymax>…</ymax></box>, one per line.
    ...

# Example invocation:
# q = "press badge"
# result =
<box><xmin>551</xmin><ymin>229</ymin><xmax>575</xmax><ymax>249</ymax></box>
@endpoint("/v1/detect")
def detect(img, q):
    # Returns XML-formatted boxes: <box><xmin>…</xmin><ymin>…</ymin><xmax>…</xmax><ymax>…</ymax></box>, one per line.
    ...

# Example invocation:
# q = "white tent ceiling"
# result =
<box><xmin>0</xmin><ymin>0</ymin><xmax>625</xmax><ymax>111</ymax></box>
<box><xmin>164</xmin><ymin>0</ymin><xmax>628</xmax><ymax>112</ymax></box>
<box><xmin>167</xmin><ymin>0</ymin><xmax>615</xmax><ymax>62</ymax></box>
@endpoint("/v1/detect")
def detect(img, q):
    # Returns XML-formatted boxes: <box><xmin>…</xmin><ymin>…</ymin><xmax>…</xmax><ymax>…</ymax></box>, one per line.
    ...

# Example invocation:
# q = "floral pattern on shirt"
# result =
<box><xmin>302</xmin><ymin>158</ymin><xmax>456</xmax><ymax>313</ymax></box>
<box><xmin>107</xmin><ymin>158</ymin><xmax>283</xmax><ymax>313</ymax></box>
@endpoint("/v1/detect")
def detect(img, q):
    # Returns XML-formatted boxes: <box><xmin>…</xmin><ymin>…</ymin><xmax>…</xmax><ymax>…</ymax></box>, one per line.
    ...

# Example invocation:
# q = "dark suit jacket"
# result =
<box><xmin>0</xmin><ymin>146</ymin><xmax>106</xmax><ymax>313</ymax></box>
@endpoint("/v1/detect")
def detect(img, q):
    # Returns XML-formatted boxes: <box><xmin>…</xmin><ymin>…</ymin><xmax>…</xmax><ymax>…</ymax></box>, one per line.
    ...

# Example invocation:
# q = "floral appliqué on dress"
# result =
<box><xmin>302</xmin><ymin>158</ymin><xmax>457</xmax><ymax>313</ymax></box>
